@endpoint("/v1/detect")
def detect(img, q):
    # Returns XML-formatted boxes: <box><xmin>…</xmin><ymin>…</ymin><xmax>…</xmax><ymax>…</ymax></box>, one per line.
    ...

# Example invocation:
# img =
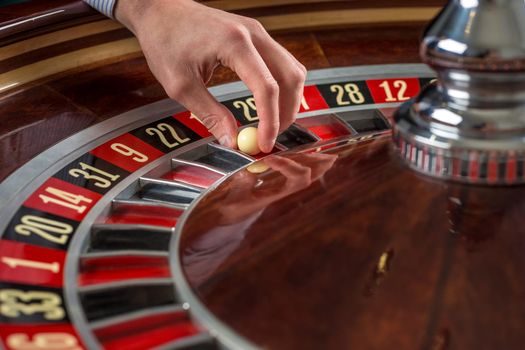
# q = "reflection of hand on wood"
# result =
<box><xmin>219</xmin><ymin>153</ymin><xmax>337</xmax><ymax>224</ymax></box>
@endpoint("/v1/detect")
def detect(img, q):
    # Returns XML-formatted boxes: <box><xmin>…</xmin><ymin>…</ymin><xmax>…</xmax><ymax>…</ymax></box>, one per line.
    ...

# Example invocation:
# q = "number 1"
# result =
<box><xmin>1</xmin><ymin>257</ymin><xmax>60</xmax><ymax>273</ymax></box>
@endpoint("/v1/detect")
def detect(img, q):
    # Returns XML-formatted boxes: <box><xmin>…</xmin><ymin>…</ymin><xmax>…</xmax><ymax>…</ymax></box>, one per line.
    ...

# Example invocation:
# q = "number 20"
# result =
<box><xmin>15</xmin><ymin>215</ymin><xmax>73</xmax><ymax>245</ymax></box>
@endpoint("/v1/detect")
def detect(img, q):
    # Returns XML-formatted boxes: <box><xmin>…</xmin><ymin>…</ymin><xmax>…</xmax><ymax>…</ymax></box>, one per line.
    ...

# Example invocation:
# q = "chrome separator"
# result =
<box><xmin>89</xmin><ymin>224</ymin><xmax>173</xmax><ymax>252</ymax></box>
<box><xmin>112</xmin><ymin>198</ymin><xmax>188</xmax><ymax>211</ymax></box>
<box><xmin>89</xmin><ymin>304</ymin><xmax>185</xmax><ymax>331</ymax></box>
<box><xmin>171</xmin><ymin>159</ymin><xmax>227</xmax><ymax>176</ymax></box>
<box><xmin>138</xmin><ymin>177</ymin><xmax>202</xmax><ymax>206</ymax></box>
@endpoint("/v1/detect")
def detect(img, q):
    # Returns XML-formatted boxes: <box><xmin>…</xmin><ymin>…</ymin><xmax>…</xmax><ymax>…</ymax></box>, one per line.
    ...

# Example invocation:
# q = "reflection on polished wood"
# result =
<box><xmin>0</xmin><ymin>20</ymin><xmax>121</xmax><ymax>60</ymax></box>
<box><xmin>0</xmin><ymin>37</ymin><xmax>140</xmax><ymax>93</ymax></box>
<box><xmin>203</xmin><ymin>0</ymin><xmax>335</xmax><ymax>11</ymax></box>
<box><xmin>179</xmin><ymin>134</ymin><xmax>525</xmax><ymax>350</ymax></box>
<box><xmin>258</xmin><ymin>7</ymin><xmax>439</xmax><ymax>31</ymax></box>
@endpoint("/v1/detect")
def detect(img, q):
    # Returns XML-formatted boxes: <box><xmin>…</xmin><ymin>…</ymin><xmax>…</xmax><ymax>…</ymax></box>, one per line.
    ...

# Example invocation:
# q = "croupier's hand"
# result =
<box><xmin>115</xmin><ymin>0</ymin><xmax>306</xmax><ymax>152</ymax></box>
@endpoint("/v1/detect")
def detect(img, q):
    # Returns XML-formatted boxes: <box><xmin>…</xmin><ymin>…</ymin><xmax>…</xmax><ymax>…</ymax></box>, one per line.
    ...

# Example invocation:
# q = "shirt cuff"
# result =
<box><xmin>84</xmin><ymin>0</ymin><xmax>117</xmax><ymax>18</ymax></box>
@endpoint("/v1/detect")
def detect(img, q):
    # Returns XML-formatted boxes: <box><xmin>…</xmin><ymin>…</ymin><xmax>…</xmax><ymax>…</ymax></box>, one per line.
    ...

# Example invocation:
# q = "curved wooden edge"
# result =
<box><xmin>202</xmin><ymin>0</ymin><xmax>335</xmax><ymax>11</ymax></box>
<box><xmin>0</xmin><ymin>1</ymin><xmax>99</xmax><ymax>44</ymax></box>
<box><xmin>0</xmin><ymin>7</ymin><xmax>439</xmax><ymax>94</ymax></box>
<box><xmin>258</xmin><ymin>7</ymin><xmax>439</xmax><ymax>31</ymax></box>
<box><xmin>0</xmin><ymin>0</ymin><xmax>441</xmax><ymax>45</ymax></box>
<box><xmin>0</xmin><ymin>20</ymin><xmax>121</xmax><ymax>60</ymax></box>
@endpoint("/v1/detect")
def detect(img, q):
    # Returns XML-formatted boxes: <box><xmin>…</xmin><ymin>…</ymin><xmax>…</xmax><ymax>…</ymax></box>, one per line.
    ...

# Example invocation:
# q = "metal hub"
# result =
<box><xmin>394</xmin><ymin>0</ymin><xmax>525</xmax><ymax>185</ymax></box>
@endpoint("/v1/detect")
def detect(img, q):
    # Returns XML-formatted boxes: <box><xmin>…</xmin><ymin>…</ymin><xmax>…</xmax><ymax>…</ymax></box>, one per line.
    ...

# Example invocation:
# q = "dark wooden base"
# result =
<box><xmin>180</xmin><ymin>133</ymin><xmax>525</xmax><ymax>350</ymax></box>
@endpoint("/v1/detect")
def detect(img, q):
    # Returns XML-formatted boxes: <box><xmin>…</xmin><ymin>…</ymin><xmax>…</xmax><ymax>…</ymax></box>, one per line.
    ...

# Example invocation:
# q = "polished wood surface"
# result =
<box><xmin>0</xmin><ymin>1</ymin><xmax>100</xmax><ymax>45</ymax></box>
<box><xmin>179</xmin><ymin>133</ymin><xmax>525</xmax><ymax>350</ymax></box>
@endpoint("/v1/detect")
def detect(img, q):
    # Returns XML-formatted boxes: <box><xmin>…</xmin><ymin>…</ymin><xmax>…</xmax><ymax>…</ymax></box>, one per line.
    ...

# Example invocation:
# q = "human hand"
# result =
<box><xmin>115</xmin><ymin>0</ymin><xmax>306</xmax><ymax>152</ymax></box>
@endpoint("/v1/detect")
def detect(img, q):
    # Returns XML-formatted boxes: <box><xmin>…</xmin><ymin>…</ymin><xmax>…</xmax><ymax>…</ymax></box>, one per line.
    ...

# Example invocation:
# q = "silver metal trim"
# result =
<box><xmin>139</xmin><ymin>177</ymin><xmax>203</xmax><ymax>193</ymax></box>
<box><xmin>171</xmin><ymin>158</ymin><xmax>227</xmax><ymax>176</ymax></box>
<box><xmin>329</xmin><ymin>113</ymin><xmax>358</xmax><ymax>135</ymax></box>
<box><xmin>91</xmin><ymin>223</ymin><xmax>174</xmax><ymax>234</ymax></box>
<box><xmin>90</xmin><ymin>304</ymin><xmax>184</xmax><ymax>330</ymax></box>
<box><xmin>80</xmin><ymin>250</ymin><xmax>169</xmax><ymax>260</ymax></box>
<box><xmin>290</xmin><ymin>122</ymin><xmax>322</xmax><ymax>141</ymax></box>
<box><xmin>136</xmin><ymin>197</ymin><xmax>190</xmax><ymax>209</ymax></box>
<box><xmin>78</xmin><ymin>277</ymin><xmax>173</xmax><ymax>294</ymax></box>
<box><xmin>112</xmin><ymin>198</ymin><xmax>188</xmax><ymax>211</ymax></box>
<box><xmin>207</xmin><ymin>142</ymin><xmax>255</xmax><ymax>163</ymax></box>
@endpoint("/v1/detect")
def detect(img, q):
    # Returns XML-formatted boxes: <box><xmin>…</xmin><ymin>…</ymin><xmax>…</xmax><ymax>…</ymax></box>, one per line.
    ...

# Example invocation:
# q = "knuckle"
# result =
<box><xmin>289</xmin><ymin>67</ymin><xmax>307</xmax><ymax>86</ymax></box>
<box><xmin>226</xmin><ymin>23</ymin><xmax>251</xmax><ymax>45</ymax></box>
<box><xmin>261</xmin><ymin>78</ymin><xmax>279</xmax><ymax>98</ymax></box>
<box><xmin>165</xmin><ymin>82</ymin><xmax>185</xmax><ymax>100</ymax></box>
<box><xmin>245</xmin><ymin>18</ymin><xmax>265</xmax><ymax>33</ymax></box>
<box><xmin>292</xmin><ymin>69</ymin><xmax>306</xmax><ymax>85</ymax></box>
<box><xmin>298</xmin><ymin>63</ymin><xmax>307</xmax><ymax>76</ymax></box>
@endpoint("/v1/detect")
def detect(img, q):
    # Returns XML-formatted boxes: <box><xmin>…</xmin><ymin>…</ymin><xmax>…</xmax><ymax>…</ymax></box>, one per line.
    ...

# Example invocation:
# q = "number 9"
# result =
<box><xmin>7</xmin><ymin>333</ymin><xmax>81</xmax><ymax>350</ymax></box>
<box><xmin>110</xmin><ymin>143</ymin><xmax>148</xmax><ymax>163</ymax></box>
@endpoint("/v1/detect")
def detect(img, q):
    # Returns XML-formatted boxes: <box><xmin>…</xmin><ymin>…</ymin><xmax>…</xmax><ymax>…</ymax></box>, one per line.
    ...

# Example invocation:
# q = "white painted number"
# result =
<box><xmin>330</xmin><ymin>83</ymin><xmax>365</xmax><ymax>105</ymax></box>
<box><xmin>379</xmin><ymin>80</ymin><xmax>410</xmax><ymax>102</ymax></box>
<box><xmin>68</xmin><ymin>163</ymin><xmax>120</xmax><ymax>189</ymax></box>
<box><xmin>189</xmin><ymin>113</ymin><xmax>205</xmax><ymax>126</ymax></box>
<box><xmin>38</xmin><ymin>187</ymin><xmax>92</xmax><ymax>214</ymax></box>
<box><xmin>14</xmin><ymin>215</ymin><xmax>73</xmax><ymax>245</ymax></box>
<box><xmin>1</xmin><ymin>257</ymin><xmax>60</xmax><ymax>274</ymax></box>
<box><xmin>233</xmin><ymin>97</ymin><xmax>258</xmax><ymax>121</ymax></box>
<box><xmin>146</xmin><ymin>123</ymin><xmax>190</xmax><ymax>148</ymax></box>
<box><xmin>0</xmin><ymin>290</ymin><xmax>64</xmax><ymax>320</ymax></box>
<box><xmin>110</xmin><ymin>143</ymin><xmax>148</xmax><ymax>163</ymax></box>
<box><xmin>300</xmin><ymin>95</ymin><xmax>310</xmax><ymax>111</ymax></box>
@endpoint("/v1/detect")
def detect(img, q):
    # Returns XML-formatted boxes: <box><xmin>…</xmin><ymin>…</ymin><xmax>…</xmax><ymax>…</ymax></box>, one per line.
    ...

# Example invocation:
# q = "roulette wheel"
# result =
<box><xmin>1</xmin><ymin>0</ymin><xmax>524</xmax><ymax>349</ymax></box>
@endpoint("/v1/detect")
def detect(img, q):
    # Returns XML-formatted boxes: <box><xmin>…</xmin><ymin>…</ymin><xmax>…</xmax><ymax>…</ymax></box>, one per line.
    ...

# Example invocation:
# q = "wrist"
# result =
<box><xmin>114</xmin><ymin>0</ymin><xmax>155</xmax><ymax>34</ymax></box>
<box><xmin>115</xmin><ymin>0</ymin><xmax>191</xmax><ymax>34</ymax></box>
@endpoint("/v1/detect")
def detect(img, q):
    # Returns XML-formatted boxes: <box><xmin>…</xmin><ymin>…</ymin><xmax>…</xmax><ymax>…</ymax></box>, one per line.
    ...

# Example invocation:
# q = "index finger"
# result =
<box><xmin>226</xmin><ymin>42</ymin><xmax>279</xmax><ymax>153</ymax></box>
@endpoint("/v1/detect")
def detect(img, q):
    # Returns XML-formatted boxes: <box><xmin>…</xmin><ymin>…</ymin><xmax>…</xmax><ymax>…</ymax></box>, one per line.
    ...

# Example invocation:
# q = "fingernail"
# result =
<box><xmin>219</xmin><ymin>135</ymin><xmax>233</xmax><ymax>148</ymax></box>
<box><xmin>262</xmin><ymin>141</ymin><xmax>275</xmax><ymax>153</ymax></box>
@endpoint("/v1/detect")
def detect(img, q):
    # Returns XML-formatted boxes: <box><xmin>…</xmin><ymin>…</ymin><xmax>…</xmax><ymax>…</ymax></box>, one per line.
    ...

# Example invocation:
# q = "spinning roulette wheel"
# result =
<box><xmin>1</xmin><ymin>0</ymin><xmax>525</xmax><ymax>349</ymax></box>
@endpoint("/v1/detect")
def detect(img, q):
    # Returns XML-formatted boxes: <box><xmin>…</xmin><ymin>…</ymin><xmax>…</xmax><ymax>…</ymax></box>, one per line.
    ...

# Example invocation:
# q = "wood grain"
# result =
<box><xmin>179</xmin><ymin>134</ymin><xmax>525</xmax><ymax>350</ymax></box>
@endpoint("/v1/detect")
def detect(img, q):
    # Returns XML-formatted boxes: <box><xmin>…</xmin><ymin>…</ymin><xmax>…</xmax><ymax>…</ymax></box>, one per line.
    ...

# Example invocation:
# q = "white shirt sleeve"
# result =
<box><xmin>83</xmin><ymin>0</ymin><xmax>117</xmax><ymax>18</ymax></box>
